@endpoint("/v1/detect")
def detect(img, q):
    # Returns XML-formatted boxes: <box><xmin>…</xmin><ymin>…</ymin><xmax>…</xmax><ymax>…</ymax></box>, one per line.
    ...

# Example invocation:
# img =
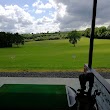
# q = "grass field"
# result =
<box><xmin>0</xmin><ymin>37</ymin><xmax>110</xmax><ymax>72</ymax></box>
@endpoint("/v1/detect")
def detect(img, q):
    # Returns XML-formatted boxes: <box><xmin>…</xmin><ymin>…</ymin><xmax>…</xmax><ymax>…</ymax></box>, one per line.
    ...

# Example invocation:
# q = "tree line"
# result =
<box><xmin>23</xmin><ymin>31</ymin><xmax>68</xmax><ymax>42</ymax></box>
<box><xmin>0</xmin><ymin>25</ymin><xmax>110</xmax><ymax>48</ymax></box>
<box><xmin>66</xmin><ymin>25</ymin><xmax>110</xmax><ymax>47</ymax></box>
<box><xmin>0</xmin><ymin>32</ymin><xmax>24</xmax><ymax>48</ymax></box>
<box><xmin>83</xmin><ymin>25</ymin><xmax>110</xmax><ymax>39</ymax></box>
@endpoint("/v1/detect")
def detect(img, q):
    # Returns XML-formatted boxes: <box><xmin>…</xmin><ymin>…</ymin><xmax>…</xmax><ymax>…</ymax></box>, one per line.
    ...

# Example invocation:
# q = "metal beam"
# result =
<box><xmin>88</xmin><ymin>0</ymin><xmax>97</xmax><ymax>69</ymax></box>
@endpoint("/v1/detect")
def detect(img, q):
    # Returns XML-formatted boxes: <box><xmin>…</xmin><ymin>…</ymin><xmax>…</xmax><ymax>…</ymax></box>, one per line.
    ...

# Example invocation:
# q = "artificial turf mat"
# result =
<box><xmin>0</xmin><ymin>84</ymin><xmax>69</xmax><ymax>110</ymax></box>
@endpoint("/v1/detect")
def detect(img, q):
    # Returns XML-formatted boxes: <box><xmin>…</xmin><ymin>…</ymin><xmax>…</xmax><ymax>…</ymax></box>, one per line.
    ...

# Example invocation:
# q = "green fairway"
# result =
<box><xmin>0</xmin><ymin>37</ymin><xmax>110</xmax><ymax>71</ymax></box>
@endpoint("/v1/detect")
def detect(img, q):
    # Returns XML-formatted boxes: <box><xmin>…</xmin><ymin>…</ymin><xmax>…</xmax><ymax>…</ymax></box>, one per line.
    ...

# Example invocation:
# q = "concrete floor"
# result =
<box><xmin>0</xmin><ymin>77</ymin><xmax>110</xmax><ymax>91</ymax></box>
<box><xmin>0</xmin><ymin>77</ymin><xmax>80</xmax><ymax>90</ymax></box>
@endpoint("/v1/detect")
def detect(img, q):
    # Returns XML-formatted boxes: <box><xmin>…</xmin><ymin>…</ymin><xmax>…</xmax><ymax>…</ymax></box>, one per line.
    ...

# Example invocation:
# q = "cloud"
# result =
<box><xmin>53</xmin><ymin>0</ymin><xmax>110</xmax><ymax>31</ymax></box>
<box><xmin>34</xmin><ymin>22</ymin><xmax>60</xmax><ymax>33</ymax></box>
<box><xmin>0</xmin><ymin>5</ymin><xmax>34</xmax><ymax>33</ymax></box>
<box><xmin>0</xmin><ymin>4</ymin><xmax>59</xmax><ymax>33</ymax></box>
<box><xmin>0</xmin><ymin>0</ymin><xmax>110</xmax><ymax>33</ymax></box>
<box><xmin>36</xmin><ymin>16</ymin><xmax>53</xmax><ymax>24</ymax></box>
<box><xmin>34</xmin><ymin>16</ymin><xmax>60</xmax><ymax>33</ymax></box>
<box><xmin>32</xmin><ymin>0</ymin><xmax>53</xmax><ymax>9</ymax></box>
<box><xmin>23</xmin><ymin>4</ymin><xmax>29</xmax><ymax>11</ymax></box>
<box><xmin>96</xmin><ymin>0</ymin><xmax>110</xmax><ymax>25</ymax></box>
<box><xmin>52</xmin><ymin>0</ymin><xmax>93</xmax><ymax>31</ymax></box>
<box><xmin>24</xmin><ymin>4</ymin><xmax>29</xmax><ymax>8</ymax></box>
<box><xmin>35</xmin><ymin>9</ymin><xmax>45</xmax><ymax>14</ymax></box>
<box><xmin>32</xmin><ymin>0</ymin><xmax>55</xmax><ymax>17</ymax></box>
<box><xmin>56</xmin><ymin>3</ymin><xmax>67</xmax><ymax>18</ymax></box>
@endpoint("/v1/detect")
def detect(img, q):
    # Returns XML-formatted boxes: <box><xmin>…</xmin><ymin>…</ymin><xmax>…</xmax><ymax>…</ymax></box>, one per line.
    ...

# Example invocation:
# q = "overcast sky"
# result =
<box><xmin>0</xmin><ymin>0</ymin><xmax>110</xmax><ymax>33</ymax></box>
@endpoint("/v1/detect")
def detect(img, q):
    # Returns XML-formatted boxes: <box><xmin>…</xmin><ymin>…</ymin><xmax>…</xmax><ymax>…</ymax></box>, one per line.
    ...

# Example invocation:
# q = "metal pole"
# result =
<box><xmin>88</xmin><ymin>0</ymin><xmax>97</xmax><ymax>69</ymax></box>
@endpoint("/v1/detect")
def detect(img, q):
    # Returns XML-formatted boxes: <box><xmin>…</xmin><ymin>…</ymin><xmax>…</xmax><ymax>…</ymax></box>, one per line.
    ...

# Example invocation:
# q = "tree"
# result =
<box><xmin>67</xmin><ymin>30</ymin><xmax>81</xmax><ymax>47</ymax></box>
<box><xmin>101</xmin><ymin>31</ymin><xmax>110</xmax><ymax>39</ymax></box>
<box><xmin>107</xmin><ymin>25</ymin><xmax>110</xmax><ymax>31</ymax></box>
<box><xmin>97</xmin><ymin>26</ymin><xmax>106</xmax><ymax>37</ymax></box>
<box><xmin>94</xmin><ymin>27</ymin><xmax>99</xmax><ymax>38</ymax></box>
<box><xmin>13</xmin><ymin>33</ymin><xmax>24</xmax><ymax>47</ymax></box>
<box><xmin>0</xmin><ymin>32</ymin><xmax>24</xmax><ymax>48</ymax></box>
<box><xmin>0</xmin><ymin>32</ymin><xmax>12</xmax><ymax>47</ymax></box>
<box><xmin>84</xmin><ymin>28</ymin><xmax>91</xmax><ymax>37</ymax></box>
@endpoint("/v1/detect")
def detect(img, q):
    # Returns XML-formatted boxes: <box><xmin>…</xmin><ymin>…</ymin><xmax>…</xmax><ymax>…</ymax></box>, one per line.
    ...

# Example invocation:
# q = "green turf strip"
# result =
<box><xmin>0</xmin><ymin>84</ymin><xmax>68</xmax><ymax>109</ymax></box>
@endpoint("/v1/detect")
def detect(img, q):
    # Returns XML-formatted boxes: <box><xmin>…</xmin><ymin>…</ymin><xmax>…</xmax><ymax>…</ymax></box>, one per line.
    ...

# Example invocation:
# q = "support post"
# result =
<box><xmin>88</xmin><ymin>0</ymin><xmax>97</xmax><ymax>69</ymax></box>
